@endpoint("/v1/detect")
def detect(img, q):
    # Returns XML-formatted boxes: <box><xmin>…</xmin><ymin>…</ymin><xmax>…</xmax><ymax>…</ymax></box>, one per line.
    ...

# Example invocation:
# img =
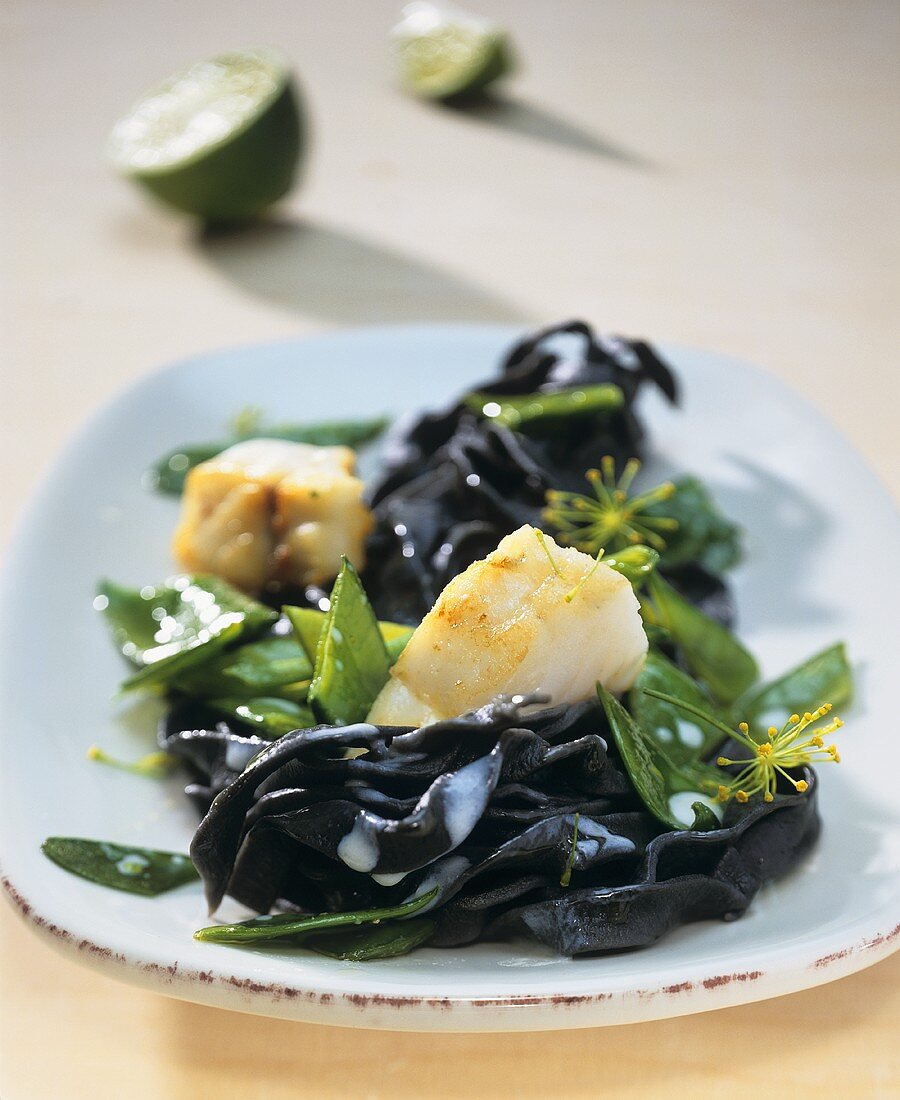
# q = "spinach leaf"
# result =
<box><xmin>172</xmin><ymin>634</ymin><xmax>313</xmax><ymax>699</ymax></box>
<box><xmin>308</xmin><ymin>560</ymin><xmax>392</xmax><ymax>726</ymax></box>
<box><xmin>194</xmin><ymin>887</ymin><xmax>439</xmax><ymax>944</ymax></box>
<box><xmin>644</xmin><ymin>573</ymin><xmax>758</xmax><ymax>704</ymax></box>
<box><xmin>647</xmin><ymin>476</ymin><xmax>742</xmax><ymax>574</ymax></box>
<box><xmin>305</xmin><ymin>917</ymin><xmax>436</xmax><ymax>960</ymax></box>
<box><xmin>98</xmin><ymin>574</ymin><xmax>277</xmax><ymax>693</ymax></box>
<box><xmin>42</xmin><ymin>838</ymin><xmax>198</xmax><ymax>896</ymax></box>
<box><xmin>148</xmin><ymin>416</ymin><xmax>389</xmax><ymax>494</ymax></box>
<box><xmin>597</xmin><ymin>684</ymin><xmax>722</xmax><ymax>831</ymax></box>
<box><xmin>630</xmin><ymin>652</ymin><xmax>726</xmax><ymax>765</ymax></box>
<box><xmin>209</xmin><ymin>696</ymin><xmax>317</xmax><ymax>737</ymax></box>
<box><xmin>464</xmin><ymin>384</ymin><xmax>624</xmax><ymax>433</ymax></box>
<box><xmin>286</xmin><ymin>605</ymin><xmax>414</xmax><ymax>666</ymax></box>
<box><xmin>736</xmin><ymin>642</ymin><xmax>852</xmax><ymax>726</ymax></box>
<box><xmin>603</xmin><ymin>545</ymin><xmax>659</xmax><ymax>587</ymax></box>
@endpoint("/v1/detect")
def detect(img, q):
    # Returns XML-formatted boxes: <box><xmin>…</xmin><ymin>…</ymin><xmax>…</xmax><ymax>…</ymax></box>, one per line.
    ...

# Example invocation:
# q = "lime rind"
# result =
<box><xmin>393</xmin><ymin>3</ymin><xmax>514</xmax><ymax>100</ymax></box>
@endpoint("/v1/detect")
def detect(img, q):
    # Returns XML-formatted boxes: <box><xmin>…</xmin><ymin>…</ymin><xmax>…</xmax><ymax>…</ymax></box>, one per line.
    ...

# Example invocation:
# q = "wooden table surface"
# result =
<box><xmin>2</xmin><ymin>1</ymin><xmax>898</xmax><ymax>1096</ymax></box>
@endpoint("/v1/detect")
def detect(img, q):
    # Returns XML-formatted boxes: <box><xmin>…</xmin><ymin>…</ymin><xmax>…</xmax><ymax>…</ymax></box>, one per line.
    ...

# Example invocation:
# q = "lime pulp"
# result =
<box><xmin>107</xmin><ymin>48</ymin><xmax>303</xmax><ymax>220</ymax></box>
<box><xmin>392</xmin><ymin>3</ymin><xmax>514</xmax><ymax>100</ymax></box>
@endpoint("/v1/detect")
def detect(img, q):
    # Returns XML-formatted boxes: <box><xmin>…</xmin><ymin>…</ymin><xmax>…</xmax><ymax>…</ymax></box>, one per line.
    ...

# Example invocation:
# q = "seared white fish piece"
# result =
<box><xmin>367</xmin><ymin>524</ymin><xmax>647</xmax><ymax>726</ymax></box>
<box><xmin>173</xmin><ymin>439</ymin><xmax>372</xmax><ymax>592</ymax></box>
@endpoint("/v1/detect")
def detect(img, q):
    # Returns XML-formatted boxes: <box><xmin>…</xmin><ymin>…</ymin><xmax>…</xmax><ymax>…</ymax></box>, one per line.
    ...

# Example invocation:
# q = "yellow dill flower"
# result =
<box><xmin>543</xmin><ymin>456</ymin><xmax>678</xmax><ymax>555</ymax></box>
<box><xmin>714</xmin><ymin>704</ymin><xmax>844</xmax><ymax>803</ymax></box>
<box><xmin>641</xmin><ymin>690</ymin><xmax>845</xmax><ymax>806</ymax></box>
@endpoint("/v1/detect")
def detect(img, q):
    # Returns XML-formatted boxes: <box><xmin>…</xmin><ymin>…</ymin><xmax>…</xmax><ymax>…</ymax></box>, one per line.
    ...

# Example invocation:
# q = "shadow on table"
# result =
<box><xmin>195</xmin><ymin>219</ymin><xmax>527</xmax><ymax>325</ymax></box>
<box><xmin>436</xmin><ymin>92</ymin><xmax>659</xmax><ymax>170</ymax></box>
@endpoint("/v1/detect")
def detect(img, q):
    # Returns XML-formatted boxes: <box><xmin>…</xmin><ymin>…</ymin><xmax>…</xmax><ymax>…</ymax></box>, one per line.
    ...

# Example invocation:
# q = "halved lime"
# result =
<box><xmin>107</xmin><ymin>49</ymin><xmax>303</xmax><ymax>220</ymax></box>
<box><xmin>392</xmin><ymin>3</ymin><xmax>514</xmax><ymax>100</ymax></box>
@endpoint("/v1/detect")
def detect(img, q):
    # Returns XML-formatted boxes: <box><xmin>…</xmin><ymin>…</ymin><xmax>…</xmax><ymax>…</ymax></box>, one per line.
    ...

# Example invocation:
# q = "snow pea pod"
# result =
<box><xmin>304</xmin><ymin>917</ymin><xmax>436</xmax><ymax>960</ymax></box>
<box><xmin>149</xmin><ymin>416</ymin><xmax>389</xmax><ymax>494</ymax></box>
<box><xmin>597</xmin><ymin>684</ymin><xmax>722</xmax><ymax>831</ymax></box>
<box><xmin>97</xmin><ymin>574</ymin><xmax>277</xmax><ymax>693</ymax></box>
<box><xmin>644</xmin><ymin>573</ymin><xmax>758</xmax><ymax>704</ymax></box>
<box><xmin>42</xmin><ymin>838</ymin><xmax>198</xmax><ymax>896</ymax></box>
<box><xmin>629</xmin><ymin>651</ymin><xmax>727</xmax><ymax>765</ymax></box>
<box><xmin>736</xmin><ymin>642</ymin><xmax>852</xmax><ymax>726</ymax></box>
<box><xmin>464</xmin><ymin>384</ymin><xmax>624</xmax><ymax>432</ymax></box>
<box><xmin>194</xmin><ymin>887</ymin><xmax>438</xmax><ymax>943</ymax></box>
<box><xmin>308</xmin><ymin>559</ymin><xmax>392</xmax><ymax>726</ymax></box>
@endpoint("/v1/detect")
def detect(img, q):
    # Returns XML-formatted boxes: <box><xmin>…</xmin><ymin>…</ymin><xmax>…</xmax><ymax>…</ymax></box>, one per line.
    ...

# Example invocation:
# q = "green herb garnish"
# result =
<box><xmin>533</xmin><ymin>530</ymin><xmax>658</xmax><ymax>602</ymax></box>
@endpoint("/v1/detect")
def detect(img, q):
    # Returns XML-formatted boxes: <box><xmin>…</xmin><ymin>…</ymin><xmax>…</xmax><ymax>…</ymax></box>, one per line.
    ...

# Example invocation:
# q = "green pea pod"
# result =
<box><xmin>305</xmin><ymin>917</ymin><xmax>436</xmax><ymax>961</ymax></box>
<box><xmin>42</xmin><ymin>838</ymin><xmax>198</xmax><ymax>896</ymax></box>
<box><xmin>307</xmin><ymin>560</ymin><xmax>393</xmax><ymax>726</ymax></box>
<box><xmin>172</xmin><ymin>634</ymin><xmax>313</xmax><ymax>698</ymax></box>
<box><xmin>208</xmin><ymin>696</ymin><xmax>317</xmax><ymax>737</ymax></box>
<box><xmin>195</xmin><ymin>887</ymin><xmax>439</xmax><ymax>943</ymax></box>
<box><xmin>644</xmin><ymin>574</ymin><xmax>758</xmax><ymax>705</ymax></box>
<box><xmin>98</xmin><ymin>574</ymin><xmax>277</xmax><ymax>693</ymax></box>
<box><xmin>735</xmin><ymin>642</ymin><xmax>852</xmax><ymax>726</ymax></box>
<box><xmin>630</xmin><ymin>651</ymin><xmax>727</xmax><ymax>765</ymax></box>
<box><xmin>464</xmin><ymin>384</ymin><xmax>624</xmax><ymax>433</ymax></box>
<box><xmin>603</xmin><ymin>545</ymin><xmax>659</xmax><ymax>587</ymax></box>
<box><xmin>597</xmin><ymin>683</ymin><xmax>723</xmax><ymax>831</ymax></box>
<box><xmin>286</xmin><ymin>605</ymin><xmax>414</xmax><ymax>666</ymax></box>
<box><xmin>286</xmin><ymin>606</ymin><xmax>328</xmax><ymax>663</ymax></box>
<box><xmin>148</xmin><ymin>416</ymin><xmax>389</xmax><ymax>494</ymax></box>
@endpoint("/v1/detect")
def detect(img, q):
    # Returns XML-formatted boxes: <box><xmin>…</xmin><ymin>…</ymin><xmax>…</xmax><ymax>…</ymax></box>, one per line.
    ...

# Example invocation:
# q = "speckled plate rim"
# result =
<box><xmin>1</xmin><ymin>324</ymin><xmax>898</xmax><ymax>1032</ymax></box>
<box><xmin>2</xmin><ymin>868</ymin><xmax>897</xmax><ymax>1031</ymax></box>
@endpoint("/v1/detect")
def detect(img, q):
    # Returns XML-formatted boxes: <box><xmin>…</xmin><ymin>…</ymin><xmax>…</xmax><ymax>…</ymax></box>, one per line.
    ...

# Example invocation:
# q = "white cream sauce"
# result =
<box><xmin>336</xmin><ymin>813</ymin><xmax>380</xmax><ymax>872</ymax></box>
<box><xmin>440</xmin><ymin>753</ymin><xmax>497</xmax><ymax>847</ymax></box>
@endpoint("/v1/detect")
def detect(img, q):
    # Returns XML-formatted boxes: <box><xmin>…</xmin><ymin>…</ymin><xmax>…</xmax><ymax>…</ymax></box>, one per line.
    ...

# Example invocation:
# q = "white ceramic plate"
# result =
<box><xmin>1</xmin><ymin>325</ymin><xmax>898</xmax><ymax>1032</ymax></box>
